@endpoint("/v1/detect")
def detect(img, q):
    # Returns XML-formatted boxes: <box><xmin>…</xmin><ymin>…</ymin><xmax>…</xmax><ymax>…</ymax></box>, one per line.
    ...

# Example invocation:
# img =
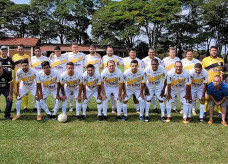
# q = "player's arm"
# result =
<box><xmin>56</xmin><ymin>82</ymin><xmax>61</xmax><ymax>100</ymax></box>
<box><xmin>60</xmin><ymin>83</ymin><xmax>67</xmax><ymax>101</ymax></box>
<box><xmin>83</xmin><ymin>84</ymin><xmax>87</xmax><ymax>100</ymax></box>
<box><xmin>160</xmin><ymin>78</ymin><xmax>167</xmax><ymax>98</ymax></box>
<box><xmin>97</xmin><ymin>84</ymin><xmax>102</xmax><ymax>101</ymax></box>
<box><xmin>76</xmin><ymin>83</ymin><xmax>83</xmax><ymax>103</ymax></box>
<box><xmin>200</xmin><ymin>83</ymin><xmax>207</xmax><ymax>104</ymax></box>
<box><xmin>140</xmin><ymin>82</ymin><xmax>145</xmax><ymax>99</ymax></box>
<box><xmin>209</xmin><ymin>94</ymin><xmax>220</xmax><ymax>106</ymax></box>
<box><xmin>101</xmin><ymin>82</ymin><xmax>107</xmax><ymax>100</ymax></box>
<box><xmin>8</xmin><ymin>81</ymin><xmax>14</xmax><ymax>100</ymax></box>
<box><xmin>185</xmin><ymin>84</ymin><xmax>192</xmax><ymax>103</ymax></box>
<box><xmin>118</xmin><ymin>82</ymin><xmax>123</xmax><ymax>101</ymax></box>
<box><xmin>166</xmin><ymin>84</ymin><xmax>172</xmax><ymax>101</ymax></box>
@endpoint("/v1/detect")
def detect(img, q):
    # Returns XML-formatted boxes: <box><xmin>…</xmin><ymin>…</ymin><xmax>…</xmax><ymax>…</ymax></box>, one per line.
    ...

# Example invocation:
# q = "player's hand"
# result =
<box><xmin>216</xmin><ymin>101</ymin><xmax>221</xmax><ymax>106</ymax></box>
<box><xmin>15</xmin><ymin>92</ymin><xmax>21</xmax><ymax>99</ymax></box>
<box><xmin>117</xmin><ymin>95</ymin><xmax>122</xmax><ymax>102</ymax></box>
<box><xmin>200</xmin><ymin>96</ymin><xmax>206</xmax><ymax>104</ymax></box>
<box><xmin>56</xmin><ymin>94</ymin><xmax>61</xmax><ymax>101</ymax></box>
<box><xmin>35</xmin><ymin>93</ymin><xmax>39</xmax><ymax>101</ymax></box>
<box><xmin>39</xmin><ymin>94</ymin><xmax>43</xmax><ymax>100</ymax></box>
<box><xmin>76</xmin><ymin>95</ymin><xmax>81</xmax><ymax>103</ymax></box>
<box><xmin>166</xmin><ymin>94</ymin><xmax>172</xmax><ymax>101</ymax></box>
<box><xmin>139</xmin><ymin>93</ymin><xmax>144</xmax><ymax>99</ymax></box>
<box><xmin>97</xmin><ymin>94</ymin><xmax>102</xmax><ymax>101</ymax></box>
<box><xmin>144</xmin><ymin>87</ymin><xmax>149</xmax><ymax>96</ymax></box>
<box><xmin>61</xmin><ymin>94</ymin><xmax>67</xmax><ymax>101</ymax></box>
<box><xmin>7</xmin><ymin>94</ymin><xmax>13</xmax><ymax>101</ymax></box>
<box><xmin>160</xmin><ymin>89</ymin><xmax>165</xmax><ymax>98</ymax></box>
<box><xmin>83</xmin><ymin>94</ymin><xmax>87</xmax><ymax>101</ymax></box>
<box><xmin>123</xmin><ymin>93</ymin><xmax>127</xmax><ymax>100</ymax></box>
<box><xmin>102</xmin><ymin>94</ymin><xmax>107</xmax><ymax>101</ymax></box>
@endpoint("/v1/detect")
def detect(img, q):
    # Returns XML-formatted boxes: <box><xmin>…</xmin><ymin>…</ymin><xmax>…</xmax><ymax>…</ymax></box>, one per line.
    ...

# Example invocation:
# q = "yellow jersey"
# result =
<box><xmin>202</xmin><ymin>56</ymin><xmax>224</xmax><ymax>83</ymax></box>
<box><xmin>12</xmin><ymin>53</ymin><xmax>31</xmax><ymax>77</ymax></box>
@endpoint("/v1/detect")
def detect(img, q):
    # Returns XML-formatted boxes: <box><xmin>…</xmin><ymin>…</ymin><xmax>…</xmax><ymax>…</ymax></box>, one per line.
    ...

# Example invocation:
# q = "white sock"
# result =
<box><xmin>123</xmin><ymin>103</ymin><xmax>128</xmax><ymax>116</ymax></box>
<box><xmin>139</xmin><ymin>100</ymin><xmax>144</xmax><ymax>117</ymax></box>
<box><xmin>183</xmin><ymin>104</ymin><xmax>189</xmax><ymax>119</ymax></box>
<box><xmin>53</xmin><ymin>100</ymin><xmax>60</xmax><ymax>115</ymax></box>
<box><xmin>146</xmin><ymin>101</ymin><xmax>150</xmax><ymax>116</ymax></box>
<box><xmin>82</xmin><ymin>101</ymin><xmax>87</xmax><ymax>116</ymax></box>
<box><xmin>192</xmin><ymin>100</ymin><xmax>196</xmax><ymax>111</ymax></box>
<box><xmin>16</xmin><ymin>100</ymin><xmax>21</xmax><ymax>115</ymax></box>
<box><xmin>97</xmin><ymin>103</ymin><xmax>102</xmax><ymax>116</ymax></box>
<box><xmin>69</xmin><ymin>94</ymin><xmax>73</xmax><ymax>106</ymax></box>
<box><xmin>36</xmin><ymin>101</ymin><xmax>41</xmax><ymax>115</ymax></box>
<box><xmin>166</xmin><ymin>101</ymin><xmax>172</xmax><ymax>117</ymax></box>
<box><xmin>188</xmin><ymin>104</ymin><xmax>192</xmax><ymax>117</ymax></box>
<box><xmin>135</xmin><ymin>103</ymin><xmax>140</xmax><ymax>111</ymax></box>
<box><xmin>117</xmin><ymin>101</ymin><xmax>122</xmax><ymax>116</ymax></box>
<box><xmin>152</xmin><ymin>96</ymin><xmax>156</xmax><ymax>109</ymax></box>
<box><xmin>173</xmin><ymin>96</ymin><xmax>177</xmax><ymax>110</ymax></box>
<box><xmin>111</xmin><ymin>96</ymin><xmax>115</xmax><ymax>109</ymax></box>
<box><xmin>76</xmin><ymin>101</ymin><xmax>81</xmax><ymax>116</ymax></box>
<box><xmin>102</xmin><ymin>100</ymin><xmax>108</xmax><ymax>116</ymax></box>
<box><xmin>40</xmin><ymin>99</ymin><xmax>51</xmax><ymax>115</ymax></box>
<box><xmin>160</xmin><ymin>102</ymin><xmax>165</xmax><ymax>118</ymax></box>
<box><xmin>199</xmin><ymin>104</ymin><xmax>204</xmax><ymax>119</ymax></box>
<box><xmin>62</xmin><ymin>100</ymin><xmax>67</xmax><ymax>114</ymax></box>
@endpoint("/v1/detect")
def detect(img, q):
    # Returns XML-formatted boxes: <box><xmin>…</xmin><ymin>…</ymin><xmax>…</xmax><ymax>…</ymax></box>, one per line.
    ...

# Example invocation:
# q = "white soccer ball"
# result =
<box><xmin>57</xmin><ymin>113</ymin><xmax>67</xmax><ymax>123</ymax></box>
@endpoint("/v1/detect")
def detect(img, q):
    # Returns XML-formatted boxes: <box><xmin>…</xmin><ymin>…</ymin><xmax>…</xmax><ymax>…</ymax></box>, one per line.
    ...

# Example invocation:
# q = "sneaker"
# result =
<box><xmin>76</xmin><ymin>115</ymin><xmax>80</xmax><ymax>121</ymax></box>
<box><xmin>218</xmin><ymin>113</ymin><xmax>222</xmax><ymax>118</ymax></box>
<box><xmin>12</xmin><ymin>115</ymin><xmax>20</xmax><ymax>121</ymax></box>
<box><xmin>23</xmin><ymin>108</ymin><xmax>28</xmax><ymax>112</ymax></box>
<box><xmin>116</xmin><ymin>116</ymin><xmax>121</xmax><ymax>121</ymax></box>
<box><xmin>111</xmin><ymin>108</ymin><xmax>116</xmax><ymax>114</ymax></box>
<box><xmin>69</xmin><ymin>106</ymin><xmax>74</xmax><ymax>112</ymax></box>
<box><xmin>33</xmin><ymin>108</ymin><xmax>37</xmax><ymax>112</ymax></box>
<box><xmin>139</xmin><ymin>116</ymin><xmax>145</xmax><ymax>122</ymax></box>
<box><xmin>145</xmin><ymin>116</ymin><xmax>149</xmax><ymax>122</ymax></box>
<box><xmin>122</xmin><ymin>116</ymin><xmax>128</xmax><ymax>121</ymax></box>
<box><xmin>192</xmin><ymin>109</ymin><xmax>196</xmax><ymax>116</ymax></box>
<box><xmin>52</xmin><ymin>115</ymin><xmax>57</xmax><ymax>120</ymax></box>
<box><xmin>221</xmin><ymin>121</ymin><xmax>228</xmax><ymax>127</ymax></box>
<box><xmin>153</xmin><ymin>108</ymin><xmax>159</xmax><ymax>113</ymax></box>
<box><xmin>187</xmin><ymin>117</ymin><xmax>191</xmax><ymax>123</ymax></box>
<box><xmin>166</xmin><ymin>117</ymin><xmax>171</xmax><ymax>123</ymax></box>
<box><xmin>172</xmin><ymin>109</ymin><xmax>179</xmax><ymax>114</ymax></box>
<box><xmin>103</xmin><ymin>116</ymin><xmax>108</xmax><ymax>121</ymax></box>
<box><xmin>203</xmin><ymin>112</ymin><xmax>207</xmax><ymax>118</ymax></box>
<box><xmin>45</xmin><ymin>114</ymin><xmax>52</xmax><ymax>120</ymax></box>
<box><xmin>98</xmin><ymin>115</ymin><xmax>103</xmax><ymax>121</ymax></box>
<box><xmin>183</xmin><ymin>118</ymin><xmax>189</xmax><ymax>124</ymax></box>
<box><xmin>136</xmin><ymin>110</ymin><xmax>140</xmax><ymax>114</ymax></box>
<box><xmin>208</xmin><ymin>119</ymin><xmax>213</xmax><ymax>124</ymax></box>
<box><xmin>37</xmin><ymin>115</ymin><xmax>42</xmax><ymax>121</ymax></box>
<box><xmin>161</xmin><ymin>117</ymin><xmax>166</xmax><ymax>123</ymax></box>
<box><xmin>199</xmin><ymin>118</ymin><xmax>207</xmax><ymax>124</ymax></box>
<box><xmin>80</xmin><ymin>115</ymin><xmax>86</xmax><ymax>121</ymax></box>
<box><xmin>5</xmin><ymin>116</ymin><xmax>12</xmax><ymax>120</ymax></box>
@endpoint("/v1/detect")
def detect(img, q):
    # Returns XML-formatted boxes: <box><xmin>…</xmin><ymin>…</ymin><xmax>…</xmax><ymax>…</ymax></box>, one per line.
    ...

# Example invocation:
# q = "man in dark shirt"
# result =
<box><xmin>207</xmin><ymin>75</ymin><xmax>228</xmax><ymax>126</ymax></box>
<box><xmin>0</xmin><ymin>61</ymin><xmax>13</xmax><ymax>120</ymax></box>
<box><xmin>0</xmin><ymin>46</ymin><xmax>14</xmax><ymax>75</ymax></box>
<box><xmin>222</xmin><ymin>63</ymin><xmax>228</xmax><ymax>120</ymax></box>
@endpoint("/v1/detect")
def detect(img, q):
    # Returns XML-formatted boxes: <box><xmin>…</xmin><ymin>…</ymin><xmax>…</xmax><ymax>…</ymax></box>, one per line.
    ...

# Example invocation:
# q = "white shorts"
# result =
<box><xmin>85</xmin><ymin>89</ymin><xmax>101</xmax><ymax>103</ymax></box>
<box><xmin>43</xmin><ymin>89</ymin><xmax>57</xmax><ymax>99</ymax></box>
<box><xmin>65</xmin><ymin>88</ymin><xmax>79</xmax><ymax>98</ymax></box>
<box><xmin>124</xmin><ymin>89</ymin><xmax>141</xmax><ymax>101</ymax></box>
<box><xmin>147</xmin><ymin>89</ymin><xmax>164</xmax><ymax>101</ymax></box>
<box><xmin>104</xmin><ymin>86</ymin><xmax>119</xmax><ymax>101</ymax></box>
<box><xmin>191</xmin><ymin>87</ymin><xmax>203</xmax><ymax>100</ymax></box>
<box><xmin>17</xmin><ymin>83</ymin><xmax>36</xmax><ymax>100</ymax></box>
<box><xmin>168</xmin><ymin>90</ymin><xmax>188</xmax><ymax>105</ymax></box>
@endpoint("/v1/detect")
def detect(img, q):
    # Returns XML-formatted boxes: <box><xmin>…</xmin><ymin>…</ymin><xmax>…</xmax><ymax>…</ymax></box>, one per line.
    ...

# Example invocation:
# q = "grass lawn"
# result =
<box><xmin>0</xmin><ymin>65</ymin><xmax>228</xmax><ymax>163</ymax></box>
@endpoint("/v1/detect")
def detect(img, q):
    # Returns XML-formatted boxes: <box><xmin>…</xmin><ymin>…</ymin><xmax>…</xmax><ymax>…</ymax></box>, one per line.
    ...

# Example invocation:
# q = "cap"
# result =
<box><xmin>1</xmin><ymin>46</ymin><xmax>7</xmax><ymax>50</ymax></box>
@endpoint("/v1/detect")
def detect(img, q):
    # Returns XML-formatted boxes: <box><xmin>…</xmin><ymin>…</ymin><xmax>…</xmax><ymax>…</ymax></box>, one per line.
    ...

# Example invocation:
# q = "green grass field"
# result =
<box><xmin>0</xmin><ymin>65</ymin><xmax>228</xmax><ymax>163</ymax></box>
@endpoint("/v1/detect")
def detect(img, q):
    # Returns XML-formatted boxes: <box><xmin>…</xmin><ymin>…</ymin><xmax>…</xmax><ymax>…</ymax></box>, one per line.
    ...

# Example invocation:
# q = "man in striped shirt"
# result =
<box><xmin>207</xmin><ymin>75</ymin><xmax>228</xmax><ymax>126</ymax></box>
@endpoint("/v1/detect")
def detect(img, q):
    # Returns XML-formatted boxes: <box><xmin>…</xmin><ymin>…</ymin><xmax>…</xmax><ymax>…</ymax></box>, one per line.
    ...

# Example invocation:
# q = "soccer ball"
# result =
<box><xmin>57</xmin><ymin>113</ymin><xmax>67</xmax><ymax>123</ymax></box>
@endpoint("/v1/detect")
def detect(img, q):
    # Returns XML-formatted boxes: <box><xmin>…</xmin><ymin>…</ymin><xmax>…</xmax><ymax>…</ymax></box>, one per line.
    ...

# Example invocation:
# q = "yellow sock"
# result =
<box><xmin>218</xmin><ymin>105</ymin><xmax>221</xmax><ymax>113</ymax></box>
<box><xmin>24</xmin><ymin>94</ymin><xmax>29</xmax><ymax>109</ymax></box>
<box><xmin>204</xmin><ymin>100</ymin><xmax>208</xmax><ymax>112</ymax></box>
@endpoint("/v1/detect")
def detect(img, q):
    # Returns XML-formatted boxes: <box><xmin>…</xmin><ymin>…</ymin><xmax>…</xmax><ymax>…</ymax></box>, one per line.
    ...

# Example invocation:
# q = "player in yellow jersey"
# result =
<box><xmin>12</xmin><ymin>44</ymin><xmax>31</xmax><ymax>112</ymax></box>
<box><xmin>202</xmin><ymin>46</ymin><xmax>224</xmax><ymax>117</ymax></box>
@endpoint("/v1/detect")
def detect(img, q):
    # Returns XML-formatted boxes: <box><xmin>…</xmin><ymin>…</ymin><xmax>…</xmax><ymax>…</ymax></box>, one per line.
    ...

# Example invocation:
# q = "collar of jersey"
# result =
<box><xmin>67</xmin><ymin>72</ymin><xmax>74</xmax><ymax>77</ymax></box>
<box><xmin>175</xmin><ymin>70</ymin><xmax>183</xmax><ymax>75</ymax></box>
<box><xmin>0</xmin><ymin>55</ymin><xmax>7</xmax><ymax>59</ymax></box>
<box><xmin>89</xmin><ymin>53</ymin><xmax>96</xmax><ymax>56</ymax></box>
<box><xmin>186</xmin><ymin>58</ymin><xmax>193</xmax><ymax>61</ymax></box>
<box><xmin>169</xmin><ymin>56</ymin><xmax>175</xmax><ymax>59</ymax></box>
<box><xmin>131</xmin><ymin>69</ymin><xmax>138</xmax><ymax>74</ymax></box>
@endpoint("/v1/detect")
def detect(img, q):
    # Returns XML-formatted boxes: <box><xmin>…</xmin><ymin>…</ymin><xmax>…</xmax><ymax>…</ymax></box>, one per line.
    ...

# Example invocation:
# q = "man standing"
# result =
<box><xmin>12</xmin><ymin>59</ymin><xmax>41</xmax><ymax>121</ymax></box>
<box><xmin>182</xmin><ymin>50</ymin><xmax>201</xmax><ymax>115</ymax></box>
<box><xmin>161</xmin><ymin>47</ymin><xmax>181</xmax><ymax>113</ymax></box>
<box><xmin>142</xmin><ymin>48</ymin><xmax>162</xmax><ymax>113</ymax></box>
<box><xmin>189</xmin><ymin>63</ymin><xmax>208</xmax><ymax>123</ymax></box>
<box><xmin>0</xmin><ymin>62</ymin><xmax>13</xmax><ymax>120</ymax></box>
<box><xmin>202</xmin><ymin>46</ymin><xmax>224</xmax><ymax>117</ymax></box>
<box><xmin>101</xmin><ymin>60</ymin><xmax>124</xmax><ymax>121</ymax></box>
<box><xmin>0</xmin><ymin>46</ymin><xmax>14</xmax><ymax>75</ymax></box>
<box><xmin>82</xmin><ymin>64</ymin><xmax>102</xmax><ymax>121</ymax></box>
<box><xmin>12</xmin><ymin>44</ymin><xmax>31</xmax><ymax>112</ymax></box>
<box><xmin>207</xmin><ymin>76</ymin><xmax>228</xmax><ymax>126</ymax></box>
<box><xmin>144</xmin><ymin>59</ymin><xmax>167</xmax><ymax>122</ymax></box>
<box><xmin>59</xmin><ymin>62</ymin><xmax>83</xmax><ymax>121</ymax></box>
<box><xmin>123</xmin><ymin>60</ymin><xmax>146</xmax><ymax>122</ymax></box>
<box><xmin>166</xmin><ymin>61</ymin><xmax>192</xmax><ymax>123</ymax></box>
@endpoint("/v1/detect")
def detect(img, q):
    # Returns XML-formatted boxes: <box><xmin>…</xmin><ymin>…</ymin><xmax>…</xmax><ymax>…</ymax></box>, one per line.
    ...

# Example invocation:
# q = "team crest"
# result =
<box><xmin>1</xmin><ymin>78</ymin><xmax>5</xmax><ymax>81</ymax></box>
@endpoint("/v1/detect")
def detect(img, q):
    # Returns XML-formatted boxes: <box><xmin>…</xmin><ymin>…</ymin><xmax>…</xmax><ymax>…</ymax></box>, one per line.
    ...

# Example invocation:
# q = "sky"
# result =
<box><xmin>11</xmin><ymin>0</ymin><xmax>30</xmax><ymax>4</ymax></box>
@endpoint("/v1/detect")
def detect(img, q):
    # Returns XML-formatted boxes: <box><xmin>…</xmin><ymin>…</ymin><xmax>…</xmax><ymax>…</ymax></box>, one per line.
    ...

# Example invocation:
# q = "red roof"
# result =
<box><xmin>0</xmin><ymin>37</ymin><xmax>39</xmax><ymax>47</ymax></box>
